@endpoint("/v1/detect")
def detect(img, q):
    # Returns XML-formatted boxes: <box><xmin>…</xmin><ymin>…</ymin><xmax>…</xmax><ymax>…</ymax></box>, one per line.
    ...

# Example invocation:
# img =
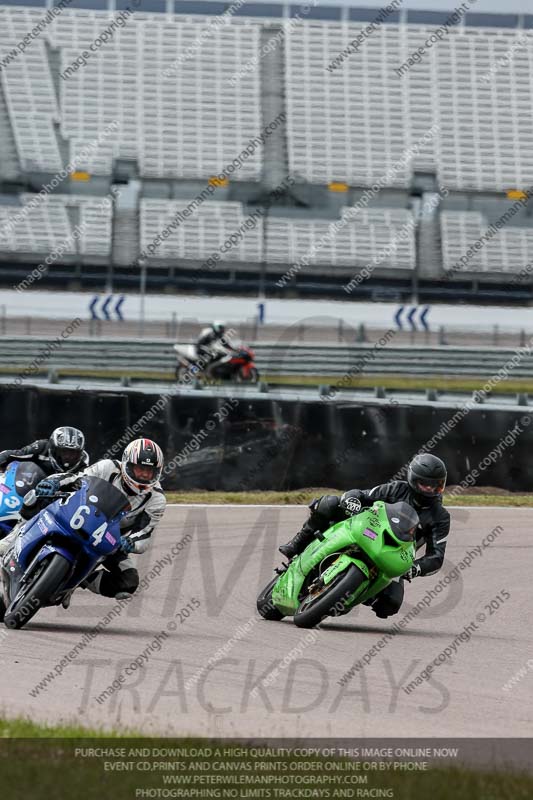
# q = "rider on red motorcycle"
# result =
<box><xmin>196</xmin><ymin>321</ymin><xmax>237</xmax><ymax>368</ymax></box>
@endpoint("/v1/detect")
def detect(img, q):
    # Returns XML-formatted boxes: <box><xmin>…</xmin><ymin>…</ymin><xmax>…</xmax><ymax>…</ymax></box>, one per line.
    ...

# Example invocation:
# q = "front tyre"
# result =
<box><xmin>257</xmin><ymin>575</ymin><xmax>284</xmax><ymax>620</ymax></box>
<box><xmin>4</xmin><ymin>553</ymin><xmax>71</xmax><ymax>630</ymax></box>
<box><xmin>294</xmin><ymin>564</ymin><xmax>367</xmax><ymax>629</ymax></box>
<box><xmin>176</xmin><ymin>363</ymin><xmax>189</xmax><ymax>381</ymax></box>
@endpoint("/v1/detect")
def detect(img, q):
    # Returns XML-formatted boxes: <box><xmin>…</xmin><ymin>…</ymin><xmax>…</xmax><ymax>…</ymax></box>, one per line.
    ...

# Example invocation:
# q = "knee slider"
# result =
<box><xmin>373</xmin><ymin>582</ymin><xmax>403</xmax><ymax>618</ymax></box>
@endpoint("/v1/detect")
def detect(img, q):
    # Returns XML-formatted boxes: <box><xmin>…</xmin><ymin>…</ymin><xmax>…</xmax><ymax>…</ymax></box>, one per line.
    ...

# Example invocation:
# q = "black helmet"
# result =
<box><xmin>407</xmin><ymin>454</ymin><xmax>447</xmax><ymax>499</ymax></box>
<box><xmin>49</xmin><ymin>426</ymin><xmax>85</xmax><ymax>472</ymax></box>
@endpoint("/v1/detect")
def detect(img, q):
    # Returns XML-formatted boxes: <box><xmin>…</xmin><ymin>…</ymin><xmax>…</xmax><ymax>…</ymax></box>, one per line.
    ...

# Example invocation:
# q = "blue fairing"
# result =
<box><xmin>14</xmin><ymin>477</ymin><xmax>126</xmax><ymax>591</ymax></box>
<box><xmin>0</xmin><ymin>461</ymin><xmax>46</xmax><ymax>534</ymax></box>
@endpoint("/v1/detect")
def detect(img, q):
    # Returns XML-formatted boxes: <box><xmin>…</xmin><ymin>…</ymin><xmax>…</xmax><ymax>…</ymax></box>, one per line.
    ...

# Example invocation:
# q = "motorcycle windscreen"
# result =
<box><xmin>14</xmin><ymin>461</ymin><xmax>47</xmax><ymax>496</ymax></box>
<box><xmin>384</xmin><ymin>502</ymin><xmax>419</xmax><ymax>542</ymax></box>
<box><xmin>82</xmin><ymin>476</ymin><xmax>130</xmax><ymax>520</ymax></box>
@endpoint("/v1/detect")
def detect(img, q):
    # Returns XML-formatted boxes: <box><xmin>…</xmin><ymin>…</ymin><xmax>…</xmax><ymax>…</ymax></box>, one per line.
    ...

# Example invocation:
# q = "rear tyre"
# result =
<box><xmin>294</xmin><ymin>564</ymin><xmax>367</xmax><ymax>629</ymax></box>
<box><xmin>4</xmin><ymin>553</ymin><xmax>71</xmax><ymax>630</ymax></box>
<box><xmin>257</xmin><ymin>575</ymin><xmax>284</xmax><ymax>620</ymax></box>
<box><xmin>0</xmin><ymin>593</ymin><xmax>6</xmax><ymax>623</ymax></box>
<box><xmin>237</xmin><ymin>367</ymin><xmax>259</xmax><ymax>384</ymax></box>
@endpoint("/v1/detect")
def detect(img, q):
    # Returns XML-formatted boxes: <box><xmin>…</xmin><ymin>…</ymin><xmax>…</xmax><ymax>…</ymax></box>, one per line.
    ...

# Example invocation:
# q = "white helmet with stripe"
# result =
<box><xmin>121</xmin><ymin>438</ymin><xmax>164</xmax><ymax>494</ymax></box>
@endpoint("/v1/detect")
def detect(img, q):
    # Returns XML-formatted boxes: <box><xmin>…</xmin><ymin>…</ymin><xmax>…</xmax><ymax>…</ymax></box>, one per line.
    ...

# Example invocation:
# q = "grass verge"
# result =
<box><xmin>0</xmin><ymin>717</ymin><xmax>531</xmax><ymax>800</ymax></box>
<box><xmin>264</xmin><ymin>373</ymin><xmax>533</xmax><ymax>394</ymax></box>
<box><xmin>166</xmin><ymin>490</ymin><xmax>533</xmax><ymax>507</ymax></box>
<box><xmin>3</xmin><ymin>367</ymin><xmax>533</xmax><ymax>394</ymax></box>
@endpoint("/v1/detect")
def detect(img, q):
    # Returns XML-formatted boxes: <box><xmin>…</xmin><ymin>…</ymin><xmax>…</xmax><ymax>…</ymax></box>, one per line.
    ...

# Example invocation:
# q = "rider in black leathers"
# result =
<box><xmin>0</xmin><ymin>426</ymin><xmax>88</xmax><ymax>476</ymax></box>
<box><xmin>278</xmin><ymin>454</ymin><xmax>450</xmax><ymax>619</ymax></box>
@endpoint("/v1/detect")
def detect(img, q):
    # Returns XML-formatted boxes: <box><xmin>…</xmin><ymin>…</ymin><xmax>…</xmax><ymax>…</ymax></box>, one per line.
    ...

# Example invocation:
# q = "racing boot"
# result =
<box><xmin>279</xmin><ymin>521</ymin><xmax>317</xmax><ymax>560</ymax></box>
<box><xmin>81</xmin><ymin>572</ymin><xmax>131</xmax><ymax>601</ymax></box>
<box><xmin>61</xmin><ymin>589</ymin><xmax>75</xmax><ymax>609</ymax></box>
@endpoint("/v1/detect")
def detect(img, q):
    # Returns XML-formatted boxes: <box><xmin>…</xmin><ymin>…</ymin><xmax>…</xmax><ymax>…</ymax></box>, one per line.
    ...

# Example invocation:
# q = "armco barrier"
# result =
<box><xmin>1</xmin><ymin>385</ymin><xmax>532</xmax><ymax>492</ymax></box>
<box><xmin>2</xmin><ymin>336</ymin><xmax>533</xmax><ymax>379</ymax></box>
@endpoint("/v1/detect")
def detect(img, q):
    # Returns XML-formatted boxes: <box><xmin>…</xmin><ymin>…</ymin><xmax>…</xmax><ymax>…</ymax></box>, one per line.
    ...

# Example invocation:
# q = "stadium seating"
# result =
<box><xmin>138</xmin><ymin>19</ymin><xmax>261</xmax><ymax>179</ymax></box>
<box><xmin>2</xmin><ymin>6</ymin><xmax>533</xmax><ymax>192</ymax></box>
<box><xmin>403</xmin><ymin>28</ymin><xmax>437</xmax><ymax>173</ymax></box>
<box><xmin>69</xmin><ymin>194</ymin><xmax>113</xmax><ymax>256</ymax></box>
<box><xmin>0</xmin><ymin>196</ymin><xmax>69</xmax><ymax>253</ymax></box>
<box><xmin>1</xmin><ymin>8</ymin><xmax>263</xmax><ymax>179</ymax></box>
<box><xmin>285</xmin><ymin>21</ymin><xmax>533</xmax><ymax>192</ymax></box>
<box><xmin>1</xmin><ymin>5</ymin><xmax>533</xmax><ymax>279</ymax></box>
<box><xmin>434</xmin><ymin>33</ymin><xmax>533</xmax><ymax>192</ymax></box>
<box><xmin>139</xmin><ymin>200</ymin><xmax>415</xmax><ymax>270</ymax></box>
<box><xmin>267</xmin><ymin>208</ymin><xmax>415</xmax><ymax>270</ymax></box>
<box><xmin>140</xmin><ymin>199</ymin><xmax>263</xmax><ymax>262</ymax></box>
<box><xmin>285</xmin><ymin>23</ymin><xmax>411</xmax><ymax>187</ymax></box>
<box><xmin>0</xmin><ymin>194</ymin><xmax>112</xmax><ymax>255</ymax></box>
<box><xmin>441</xmin><ymin>211</ymin><xmax>533</xmax><ymax>274</ymax></box>
<box><xmin>0</xmin><ymin>7</ymin><xmax>62</xmax><ymax>172</ymax></box>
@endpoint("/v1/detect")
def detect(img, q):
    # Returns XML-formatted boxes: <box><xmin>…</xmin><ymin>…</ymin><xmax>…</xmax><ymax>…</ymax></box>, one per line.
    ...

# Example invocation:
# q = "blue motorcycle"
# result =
<box><xmin>0</xmin><ymin>461</ymin><xmax>47</xmax><ymax>538</ymax></box>
<box><xmin>0</xmin><ymin>476</ymin><xmax>129</xmax><ymax>630</ymax></box>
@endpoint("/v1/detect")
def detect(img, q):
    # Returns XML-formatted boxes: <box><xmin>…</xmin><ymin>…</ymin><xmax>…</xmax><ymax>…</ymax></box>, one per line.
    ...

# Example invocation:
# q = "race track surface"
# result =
<box><xmin>0</xmin><ymin>505</ymin><xmax>531</xmax><ymax>739</ymax></box>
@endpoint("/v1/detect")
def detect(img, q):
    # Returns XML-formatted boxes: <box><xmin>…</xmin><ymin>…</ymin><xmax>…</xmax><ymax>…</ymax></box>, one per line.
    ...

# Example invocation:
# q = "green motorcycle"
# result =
<box><xmin>257</xmin><ymin>501</ymin><xmax>419</xmax><ymax>628</ymax></box>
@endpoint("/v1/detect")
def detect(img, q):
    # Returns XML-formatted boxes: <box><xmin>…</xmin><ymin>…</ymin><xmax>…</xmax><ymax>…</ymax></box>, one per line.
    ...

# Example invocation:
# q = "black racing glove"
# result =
<box><xmin>402</xmin><ymin>563</ymin><xmax>422</xmax><ymax>582</ymax></box>
<box><xmin>339</xmin><ymin>493</ymin><xmax>362</xmax><ymax>516</ymax></box>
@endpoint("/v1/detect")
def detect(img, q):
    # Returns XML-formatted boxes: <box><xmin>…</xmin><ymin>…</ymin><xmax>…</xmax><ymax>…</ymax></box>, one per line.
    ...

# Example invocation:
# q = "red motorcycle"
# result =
<box><xmin>210</xmin><ymin>346</ymin><xmax>259</xmax><ymax>383</ymax></box>
<box><xmin>174</xmin><ymin>344</ymin><xmax>259</xmax><ymax>384</ymax></box>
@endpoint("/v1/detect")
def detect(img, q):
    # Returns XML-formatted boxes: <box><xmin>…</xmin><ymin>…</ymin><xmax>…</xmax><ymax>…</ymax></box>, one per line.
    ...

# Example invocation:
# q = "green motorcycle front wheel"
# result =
<box><xmin>294</xmin><ymin>564</ymin><xmax>367</xmax><ymax>629</ymax></box>
<box><xmin>257</xmin><ymin>575</ymin><xmax>285</xmax><ymax>620</ymax></box>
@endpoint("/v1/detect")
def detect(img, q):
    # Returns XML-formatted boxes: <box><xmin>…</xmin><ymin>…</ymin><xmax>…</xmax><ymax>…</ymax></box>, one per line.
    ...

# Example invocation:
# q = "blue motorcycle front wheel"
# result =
<box><xmin>4</xmin><ymin>553</ymin><xmax>71</xmax><ymax>630</ymax></box>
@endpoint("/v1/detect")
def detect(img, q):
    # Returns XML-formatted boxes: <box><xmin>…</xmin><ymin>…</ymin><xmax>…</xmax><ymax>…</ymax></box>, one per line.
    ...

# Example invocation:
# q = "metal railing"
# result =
<box><xmin>0</xmin><ymin>336</ymin><xmax>533</xmax><ymax>380</ymax></box>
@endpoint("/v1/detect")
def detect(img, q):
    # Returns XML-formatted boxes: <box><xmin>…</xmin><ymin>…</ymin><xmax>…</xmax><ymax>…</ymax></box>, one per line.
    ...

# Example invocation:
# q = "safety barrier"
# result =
<box><xmin>0</xmin><ymin>383</ymin><xmax>531</xmax><ymax>491</ymax></box>
<box><xmin>1</xmin><ymin>337</ymin><xmax>533</xmax><ymax>380</ymax></box>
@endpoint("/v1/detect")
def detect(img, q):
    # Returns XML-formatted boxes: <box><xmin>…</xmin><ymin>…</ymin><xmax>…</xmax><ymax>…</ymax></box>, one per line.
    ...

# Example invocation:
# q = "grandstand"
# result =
<box><xmin>441</xmin><ymin>211</ymin><xmax>533</xmax><ymax>276</ymax></box>
<box><xmin>1</xmin><ymin>2</ymin><xmax>533</xmax><ymax>300</ymax></box>
<box><xmin>0</xmin><ymin>193</ymin><xmax>112</xmax><ymax>255</ymax></box>
<box><xmin>266</xmin><ymin>208</ymin><xmax>416</xmax><ymax>273</ymax></box>
<box><xmin>140</xmin><ymin>198</ymin><xmax>263</xmax><ymax>263</ymax></box>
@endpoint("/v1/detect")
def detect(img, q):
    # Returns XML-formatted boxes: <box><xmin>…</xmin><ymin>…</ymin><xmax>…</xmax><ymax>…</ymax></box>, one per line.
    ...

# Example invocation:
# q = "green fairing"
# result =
<box><xmin>271</xmin><ymin>502</ymin><xmax>415</xmax><ymax>616</ymax></box>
